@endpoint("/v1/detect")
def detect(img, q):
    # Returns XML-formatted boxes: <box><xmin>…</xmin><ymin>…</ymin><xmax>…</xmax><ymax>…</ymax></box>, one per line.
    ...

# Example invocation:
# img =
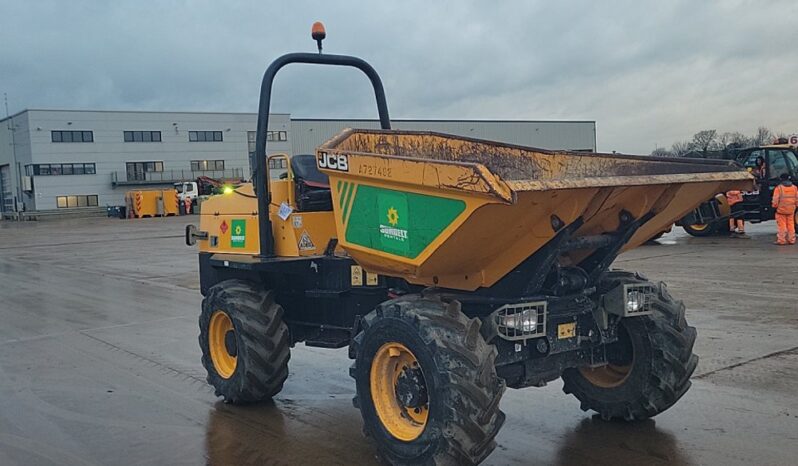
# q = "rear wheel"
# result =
<box><xmin>562</xmin><ymin>280</ymin><xmax>698</xmax><ymax>420</ymax></box>
<box><xmin>200</xmin><ymin>279</ymin><xmax>290</xmax><ymax>403</ymax></box>
<box><xmin>350</xmin><ymin>296</ymin><xmax>505</xmax><ymax>465</ymax></box>
<box><xmin>682</xmin><ymin>221</ymin><xmax>716</xmax><ymax>237</ymax></box>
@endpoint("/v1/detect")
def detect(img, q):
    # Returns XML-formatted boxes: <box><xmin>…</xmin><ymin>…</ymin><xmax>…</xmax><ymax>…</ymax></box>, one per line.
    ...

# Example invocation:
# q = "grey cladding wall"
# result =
<box><xmin>290</xmin><ymin>119</ymin><xmax>596</xmax><ymax>156</ymax></box>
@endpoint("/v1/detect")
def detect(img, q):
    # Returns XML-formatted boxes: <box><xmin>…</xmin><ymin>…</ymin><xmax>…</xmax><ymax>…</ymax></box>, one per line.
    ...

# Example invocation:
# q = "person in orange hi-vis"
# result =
<box><xmin>772</xmin><ymin>173</ymin><xmax>797</xmax><ymax>245</ymax></box>
<box><xmin>726</xmin><ymin>190</ymin><xmax>748</xmax><ymax>238</ymax></box>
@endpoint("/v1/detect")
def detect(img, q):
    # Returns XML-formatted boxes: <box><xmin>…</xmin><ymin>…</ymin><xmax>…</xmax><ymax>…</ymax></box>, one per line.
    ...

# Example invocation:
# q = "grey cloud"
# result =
<box><xmin>2</xmin><ymin>0</ymin><xmax>797</xmax><ymax>153</ymax></box>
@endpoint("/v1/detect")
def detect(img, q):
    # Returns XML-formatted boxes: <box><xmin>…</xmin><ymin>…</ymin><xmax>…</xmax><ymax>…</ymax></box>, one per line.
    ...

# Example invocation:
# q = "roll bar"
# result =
<box><xmin>253</xmin><ymin>52</ymin><xmax>391</xmax><ymax>257</ymax></box>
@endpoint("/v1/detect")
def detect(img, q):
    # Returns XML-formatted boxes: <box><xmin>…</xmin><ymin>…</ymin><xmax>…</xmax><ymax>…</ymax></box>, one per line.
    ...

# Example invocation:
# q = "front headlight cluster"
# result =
<box><xmin>497</xmin><ymin>309</ymin><xmax>538</xmax><ymax>333</ymax></box>
<box><xmin>625</xmin><ymin>289</ymin><xmax>646</xmax><ymax>313</ymax></box>
<box><xmin>494</xmin><ymin>301</ymin><xmax>547</xmax><ymax>340</ymax></box>
<box><xmin>622</xmin><ymin>284</ymin><xmax>654</xmax><ymax>316</ymax></box>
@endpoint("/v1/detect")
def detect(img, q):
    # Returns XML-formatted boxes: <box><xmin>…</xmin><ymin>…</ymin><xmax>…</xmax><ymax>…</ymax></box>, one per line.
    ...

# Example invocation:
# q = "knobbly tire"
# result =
<box><xmin>199</xmin><ymin>279</ymin><xmax>290</xmax><ymax>403</ymax></box>
<box><xmin>350</xmin><ymin>295</ymin><xmax>506</xmax><ymax>466</ymax></box>
<box><xmin>562</xmin><ymin>272</ymin><xmax>698</xmax><ymax>421</ymax></box>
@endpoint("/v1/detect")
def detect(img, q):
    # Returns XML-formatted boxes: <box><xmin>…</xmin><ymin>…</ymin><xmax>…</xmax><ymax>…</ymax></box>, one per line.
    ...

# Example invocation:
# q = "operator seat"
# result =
<box><xmin>291</xmin><ymin>154</ymin><xmax>333</xmax><ymax>212</ymax></box>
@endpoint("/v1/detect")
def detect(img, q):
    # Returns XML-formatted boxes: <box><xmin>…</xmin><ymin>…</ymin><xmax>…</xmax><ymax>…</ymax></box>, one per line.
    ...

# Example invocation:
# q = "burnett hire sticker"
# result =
<box><xmin>231</xmin><ymin>219</ymin><xmax>246</xmax><ymax>248</ymax></box>
<box><xmin>377</xmin><ymin>192</ymin><xmax>409</xmax><ymax>256</ymax></box>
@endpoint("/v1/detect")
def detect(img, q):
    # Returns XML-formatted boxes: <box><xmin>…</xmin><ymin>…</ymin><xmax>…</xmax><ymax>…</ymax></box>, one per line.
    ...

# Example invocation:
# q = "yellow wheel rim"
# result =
<box><xmin>209</xmin><ymin>310</ymin><xmax>237</xmax><ymax>379</ymax></box>
<box><xmin>579</xmin><ymin>363</ymin><xmax>633</xmax><ymax>388</ymax></box>
<box><xmin>580</xmin><ymin>324</ymin><xmax>634</xmax><ymax>388</ymax></box>
<box><xmin>370</xmin><ymin>342</ymin><xmax>429</xmax><ymax>442</ymax></box>
<box><xmin>690</xmin><ymin>223</ymin><xmax>709</xmax><ymax>231</ymax></box>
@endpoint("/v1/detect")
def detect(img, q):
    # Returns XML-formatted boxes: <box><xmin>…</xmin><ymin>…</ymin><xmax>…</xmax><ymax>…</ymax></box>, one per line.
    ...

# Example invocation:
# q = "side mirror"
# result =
<box><xmin>185</xmin><ymin>224</ymin><xmax>208</xmax><ymax>246</ymax></box>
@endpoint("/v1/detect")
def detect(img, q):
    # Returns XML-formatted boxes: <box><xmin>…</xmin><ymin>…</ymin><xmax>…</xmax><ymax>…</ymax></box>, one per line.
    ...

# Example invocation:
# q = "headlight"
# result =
<box><xmin>493</xmin><ymin>301</ymin><xmax>547</xmax><ymax>341</ymax></box>
<box><xmin>498</xmin><ymin>309</ymin><xmax>538</xmax><ymax>332</ymax></box>
<box><xmin>622</xmin><ymin>284</ymin><xmax>654</xmax><ymax>316</ymax></box>
<box><xmin>603</xmin><ymin>282</ymin><xmax>655</xmax><ymax>317</ymax></box>
<box><xmin>625</xmin><ymin>290</ymin><xmax>644</xmax><ymax>313</ymax></box>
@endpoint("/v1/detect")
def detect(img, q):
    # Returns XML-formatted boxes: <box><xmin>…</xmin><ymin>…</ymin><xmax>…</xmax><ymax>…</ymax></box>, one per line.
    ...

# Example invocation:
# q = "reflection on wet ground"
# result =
<box><xmin>552</xmin><ymin>417</ymin><xmax>684</xmax><ymax>465</ymax></box>
<box><xmin>0</xmin><ymin>218</ymin><xmax>796</xmax><ymax>465</ymax></box>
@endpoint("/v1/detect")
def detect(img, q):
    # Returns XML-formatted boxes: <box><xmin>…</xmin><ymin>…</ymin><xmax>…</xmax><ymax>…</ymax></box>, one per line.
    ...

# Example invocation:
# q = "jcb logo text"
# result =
<box><xmin>318</xmin><ymin>152</ymin><xmax>349</xmax><ymax>172</ymax></box>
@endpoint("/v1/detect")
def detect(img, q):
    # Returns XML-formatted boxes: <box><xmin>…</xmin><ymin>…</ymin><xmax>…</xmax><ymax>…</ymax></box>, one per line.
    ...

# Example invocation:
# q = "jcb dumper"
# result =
<box><xmin>187</xmin><ymin>24</ymin><xmax>752</xmax><ymax>466</ymax></box>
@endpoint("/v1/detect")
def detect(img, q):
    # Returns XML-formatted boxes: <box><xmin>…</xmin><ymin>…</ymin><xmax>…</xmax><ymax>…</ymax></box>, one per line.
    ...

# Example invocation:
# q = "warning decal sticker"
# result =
<box><xmin>298</xmin><ymin>231</ymin><xmax>315</xmax><ymax>251</ymax></box>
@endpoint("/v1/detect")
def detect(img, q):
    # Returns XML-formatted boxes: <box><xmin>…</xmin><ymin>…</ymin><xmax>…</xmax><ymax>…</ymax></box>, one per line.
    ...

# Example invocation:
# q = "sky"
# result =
<box><xmin>2</xmin><ymin>0</ymin><xmax>797</xmax><ymax>153</ymax></box>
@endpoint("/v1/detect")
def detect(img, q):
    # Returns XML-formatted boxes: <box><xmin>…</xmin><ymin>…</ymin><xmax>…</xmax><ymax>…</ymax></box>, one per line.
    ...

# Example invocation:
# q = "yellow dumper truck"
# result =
<box><xmin>186</xmin><ymin>26</ymin><xmax>752</xmax><ymax>465</ymax></box>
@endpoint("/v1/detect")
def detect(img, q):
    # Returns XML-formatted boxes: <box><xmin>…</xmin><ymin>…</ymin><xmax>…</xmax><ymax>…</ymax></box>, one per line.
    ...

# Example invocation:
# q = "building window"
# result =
<box><xmin>52</xmin><ymin>130</ymin><xmax>93</xmax><ymax>143</ymax></box>
<box><xmin>189</xmin><ymin>131</ymin><xmax>223</xmax><ymax>142</ymax></box>
<box><xmin>267</xmin><ymin>157</ymin><xmax>289</xmax><ymax>179</ymax></box>
<box><xmin>124</xmin><ymin>131</ymin><xmax>162</xmax><ymax>142</ymax></box>
<box><xmin>27</xmin><ymin>163</ymin><xmax>96</xmax><ymax>176</ymax></box>
<box><xmin>191</xmin><ymin>160</ymin><xmax>225</xmax><ymax>172</ymax></box>
<box><xmin>248</xmin><ymin>130</ymin><xmax>287</xmax><ymax>151</ymax></box>
<box><xmin>126</xmin><ymin>161</ymin><xmax>164</xmax><ymax>181</ymax></box>
<box><xmin>266</xmin><ymin>130</ymin><xmax>288</xmax><ymax>142</ymax></box>
<box><xmin>56</xmin><ymin>194</ymin><xmax>99</xmax><ymax>208</ymax></box>
<box><xmin>268</xmin><ymin>158</ymin><xmax>288</xmax><ymax>170</ymax></box>
<box><xmin>248</xmin><ymin>131</ymin><xmax>256</xmax><ymax>153</ymax></box>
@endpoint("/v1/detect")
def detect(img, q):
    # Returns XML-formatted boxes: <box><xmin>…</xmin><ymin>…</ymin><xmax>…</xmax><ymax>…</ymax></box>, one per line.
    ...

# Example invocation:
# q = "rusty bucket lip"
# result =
<box><xmin>317</xmin><ymin>128</ymin><xmax>754</xmax><ymax>196</ymax></box>
<box><xmin>318</xmin><ymin>127</ymin><xmax>746</xmax><ymax>169</ymax></box>
<box><xmin>503</xmin><ymin>171</ymin><xmax>753</xmax><ymax>192</ymax></box>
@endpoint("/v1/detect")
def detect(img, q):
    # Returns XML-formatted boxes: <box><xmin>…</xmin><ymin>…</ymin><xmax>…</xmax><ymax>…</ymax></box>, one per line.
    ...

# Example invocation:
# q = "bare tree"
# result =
<box><xmin>662</xmin><ymin>127</ymin><xmax>775</xmax><ymax>159</ymax></box>
<box><xmin>717</xmin><ymin>132</ymin><xmax>733</xmax><ymax>149</ymax></box>
<box><xmin>671</xmin><ymin>141</ymin><xmax>693</xmax><ymax>156</ymax></box>
<box><xmin>724</xmin><ymin>131</ymin><xmax>751</xmax><ymax>148</ymax></box>
<box><xmin>752</xmin><ymin>126</ymin><xmax>773</xmax><ymax>146</ymax></box>
<box><xmin>650</xmin><ymin>147</ymin><xmax>674</xmax><ymax>157</ymax></box>
<box><xmin>717</xmin><ymin>131</ymin><xmax>750</xmax><ymax>157</ymax></box>
<box><xmin>691</xmin><ymin>130</ymin><xmax>718</xmax><ymax>157</ymax></box>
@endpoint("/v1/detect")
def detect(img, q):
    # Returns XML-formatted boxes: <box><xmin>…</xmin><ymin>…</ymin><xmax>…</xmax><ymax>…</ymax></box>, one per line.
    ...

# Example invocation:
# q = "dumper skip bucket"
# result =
<box><xmin>317</xmin><ymin>129</ymin><xmax>752</xmax><ymax>291</ymax></box>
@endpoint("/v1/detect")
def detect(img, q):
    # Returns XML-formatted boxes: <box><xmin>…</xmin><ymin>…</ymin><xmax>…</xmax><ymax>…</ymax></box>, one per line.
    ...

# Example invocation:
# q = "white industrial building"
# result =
<box><xmin>0</xmin><ymin>109</ymin><xmax>596</xmax><ymax>214</ymax></box>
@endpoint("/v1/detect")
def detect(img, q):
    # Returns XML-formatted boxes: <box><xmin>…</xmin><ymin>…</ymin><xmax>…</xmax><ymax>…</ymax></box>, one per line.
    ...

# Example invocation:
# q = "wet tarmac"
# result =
<box><xmin>0</xmin><ymin>217</ymin><xmax>796</xmax><ymax>465</ymax></box>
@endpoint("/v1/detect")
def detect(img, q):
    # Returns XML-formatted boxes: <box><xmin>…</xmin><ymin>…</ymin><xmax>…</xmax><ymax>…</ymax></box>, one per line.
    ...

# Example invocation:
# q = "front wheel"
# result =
<box><xmin>350</xmin><ymin>296</ymin><xmax>505</xmax><ymax>465</ymax></box>
<box><xmin>562</xmin><ymin>282</ymin><xmax>698</xmax><ymax>420</ymax></box>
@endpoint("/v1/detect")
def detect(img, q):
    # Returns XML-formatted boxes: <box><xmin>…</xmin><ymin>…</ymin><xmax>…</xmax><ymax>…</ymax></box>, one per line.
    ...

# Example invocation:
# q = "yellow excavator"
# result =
<box><xmin>186</xmin><ymin>23</ymin><xmax>752</xmax><ymax>465</ymax></box>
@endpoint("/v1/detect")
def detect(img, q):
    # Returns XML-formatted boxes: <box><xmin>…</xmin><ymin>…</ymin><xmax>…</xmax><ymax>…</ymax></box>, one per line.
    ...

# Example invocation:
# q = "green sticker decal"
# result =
<box><xmin>345</xmin><ymin>185</ymin><xmax>465</xmax><ymax>259</ymax></box>
<box><xmin>230</xmin><ymin>219</ymin><xmax>247</xmax><ymax>248</ymax></box>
